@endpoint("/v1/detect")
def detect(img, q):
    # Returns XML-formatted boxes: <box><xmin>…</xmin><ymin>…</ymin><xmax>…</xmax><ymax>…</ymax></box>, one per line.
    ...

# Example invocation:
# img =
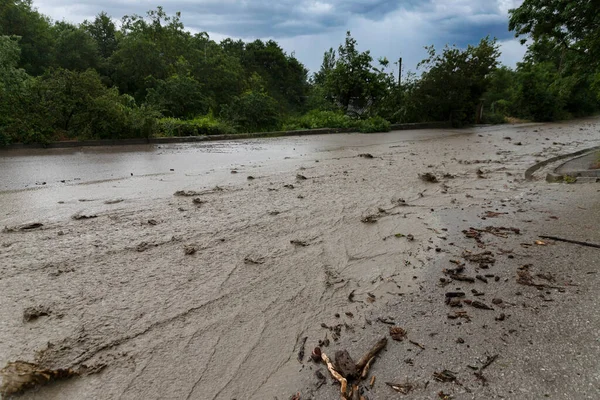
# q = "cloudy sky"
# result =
<box><xmin>34</xmin><ymin>0</ymin><xmax>527</xmax><ymax>76</ymax></box>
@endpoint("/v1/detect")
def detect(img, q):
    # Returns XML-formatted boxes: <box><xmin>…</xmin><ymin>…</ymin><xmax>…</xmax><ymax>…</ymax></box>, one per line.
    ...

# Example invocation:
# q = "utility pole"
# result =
<box><xmin>398</xmin><ymin>57</ymin><xmax>402</xmax><ymax>85</ymax></box>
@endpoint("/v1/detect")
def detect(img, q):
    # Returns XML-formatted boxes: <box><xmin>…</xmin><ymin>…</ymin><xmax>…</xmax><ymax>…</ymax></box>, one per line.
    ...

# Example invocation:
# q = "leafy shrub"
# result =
<box><xmin>481</xmin><ymin>112</ymin><xmax>506</xmax><ymax>125</ymax></box>
<box><xmin>158</xmin><ymin>113</ymin><xmax>236</xmax><ymax>136</ymax></box>
<box><xmin>221</xmin><ymin>90</ymin><xmax>280</xmax><ymax>132</ymax></box>
<box><xmin>282</xmin><ymin>110</ymin><xmax>353</xmax><ymax>130</ymax></box>
<box><xmin>357</xmin><ymin>116</ymin><xmax>391</xmax><ymax>133</ymax></box>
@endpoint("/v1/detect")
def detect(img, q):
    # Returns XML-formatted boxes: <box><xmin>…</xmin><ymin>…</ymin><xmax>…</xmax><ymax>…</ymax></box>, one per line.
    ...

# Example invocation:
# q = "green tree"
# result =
<box><xmin>110</xmin><ymin>7</ymin><xmax>193</xmax><ymax>100</ymax></box>
<box><xmin>82</xmin><ymin>12</ymin><xmax>118</xmax><ymax>60</ymax></box>
<box><xmin>413</xmin><ymin>37</ymin><xmax>500</xmax><ymax>125</ymax></box>
<box><xmin>146</xmin><ymin>59</ymin><xmax>209</xmax><ymax>118</ymax></box>
<box><xmin>221</xmin><ymin>74</ymin><xmax>280</xmax><ymax>132</ymax></box>
<box><xmin>0</xmin><ymin>0</ymin><xmax>55</xmax><ymax>75</ymax></box>
<box><xmin>52</xmin><ymin>22</ymin><xmax>100</xmax><ymax>71</ymax></box>
<box><xmin>0</xmin><ymin>35</ymin><xmax>31</xmax><ymax>144</ymax></box>
<box><xmin>509</xmin><ymin>0</ymin><xmax>600</xmax><ymax>68</ymax></box>
<box><xmin>321</xmin><ymin>32</ymin><xmax>392</xmax><ymax>115</ymax></box>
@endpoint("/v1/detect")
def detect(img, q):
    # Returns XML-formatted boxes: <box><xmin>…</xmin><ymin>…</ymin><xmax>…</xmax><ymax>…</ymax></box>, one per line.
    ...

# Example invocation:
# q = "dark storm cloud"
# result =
<box><xmin>35</xmin><ymin>0</ymin><xmax>525</xmax><ymax>72</ymax></box>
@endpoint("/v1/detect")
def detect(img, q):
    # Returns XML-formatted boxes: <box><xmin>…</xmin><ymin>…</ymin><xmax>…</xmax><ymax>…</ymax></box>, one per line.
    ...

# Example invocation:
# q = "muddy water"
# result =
<box><xmin>1</xmin><ymin>121</ymin><xmax>599</xmax><ymax>400</ymax></box>
<box><xmin>0</xmin><ymin>129</ymin><xmax>466</xmax><ymax>223</ymax></box>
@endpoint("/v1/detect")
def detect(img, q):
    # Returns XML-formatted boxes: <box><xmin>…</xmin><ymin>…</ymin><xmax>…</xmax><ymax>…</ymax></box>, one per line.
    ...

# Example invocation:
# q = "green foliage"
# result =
<box><xmin>221</xmin><ymin>89</ymin><xmax>280</xmax><ymax>132</ymax></box>
<box><xmin>158</xmin><ymin>113</ymin><xmax>236</xmax><ymax>136</ymax></box>
<box><xmin>82</xmin><ymin>12</ymin><xmax>117</xmax><ymax>60</ymax></box>
<box><xmin>146</xmin><ymin>61</ymin><xmax>209</xmax><ymax>118</ymax></box>
<box><xmin>2</xmin><ymin>1</ymin><xmax>599</xmax><ymax>145</ymax></box>
<box><xmin>283</xmin><ymin>110</ymin><xmax>353</xmax><ymax>130</ymax></box>
<box><xmin>282</xmin><ymin>110</ymin><xmax>390</xmax><ymax>133</ymax></box>
<box><xmin>509</xmin><ymin>0</ymin><xmax>600</xmax><ymax>69</ymax></box>
<box><xmin>412</xmin><ymin>37</ymin><xmax>500</xmax><ymax>126</ymax></box>
<box><xmin>52</xmin><ymin>22</ymin><xmax>100</xmax><ymax>71</ymax></box>
<box><xmin>0</xmin><ymin>0</ymin><xmax>55</xmax><ymax>75</ymax></box>
<box><xmin>357</xmin><ymin>116</ymin><xmax>391</xmax><ymax>133</ymax></box>
<box><xmin>318</xmin><ymin>32</ymin><xmax>394</xmax><ymax>115</ymax></box>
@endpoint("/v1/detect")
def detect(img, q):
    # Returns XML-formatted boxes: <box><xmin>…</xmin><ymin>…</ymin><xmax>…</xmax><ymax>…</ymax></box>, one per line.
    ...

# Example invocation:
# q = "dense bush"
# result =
<box><xmin>158</xmin><ymin>113</ymin><xmax>236</xmax><ymax>136</ymax></box>
<box><xmin>357</xmin><ymin>116</ymin><xmax>391</xmax><ymax>132</ymax></box>
<box><xmin>282</xmin><ymin>110</ymin><xmax>390</xmax><ymax>133</ymax></box>
<box><xmin>221</xmin><ymin>90</ymin><xmax>280</xmax><ymax>132</ymax></box>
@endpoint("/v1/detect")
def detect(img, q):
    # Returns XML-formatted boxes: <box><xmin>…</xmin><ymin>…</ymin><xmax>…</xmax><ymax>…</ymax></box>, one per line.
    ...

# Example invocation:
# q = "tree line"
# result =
<box><xmin>0</xmin><ymin>0</ymin><xmax>598</xmax><ymax>145</ymax></box>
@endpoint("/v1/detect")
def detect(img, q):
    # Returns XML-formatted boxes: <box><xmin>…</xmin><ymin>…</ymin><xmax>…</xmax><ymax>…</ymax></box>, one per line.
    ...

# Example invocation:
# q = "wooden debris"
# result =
<box><xmin>369</xmin><ymin>376</ymin><xmax>376</xmax><ymax>388</ymax></box>
<box><xmin>2</xmin><ymin>223</ymin><xmax>44</xmax><ymax>233</ymax></box>
<box><xmin>409</xmin><ymin>340</ymin><xmax>425</xmax><ymax>350</ymax></box>
<box><xmin>419</xmin><ymin>172</ymin><xmax>439</xmax><ymax>183</ymax></box>
<box><xmin>184</xmin><ymin>245</ymin><xmax>197</xmax><ymax>255</ymax></box>
<box><xmin>174</xmin><ymin>190</ymin><xmax>201</xmax><ymax>196</ymax></box>
<box><xmin>447</xmin><ymin>311</ymin><xmax>471</xmax><ymax>321</ymax></box>
<box><xmin>433</xmin><ymin>370</ymin><xmax>457</xmax><ymax>382</ymax></box>
<box><xmin>466</xmin><ymin>300</ymin><xmax>494</xmax><ymax>310</ymax></box>
<box><xmin>335</xmin><ymin>350</ymin><xmax>358</xmax><ymax>379</ymax></box>
<box><xmin>451</xmin><ymin>275</ymin><xmax>476</xmax><ymax>283</ymax></box>
<box><xmin>321</xmin><ymin>352</ymin><xmax>348</xmax><ymax>396</ymax></box>
<box><xmin>462</xmin><ymin>251</ymin><xmax>496</xmax><ymax>264</ymax></box>
<box><xmin>311</xmin><ymin>347</ymin><xmax>322</xmax><ymax>362</ymax></box>
<box><xmin>72</xmin><ymin>213</ymin><xmax>97</xmax><ymax>220</ymax></box>
<box><xmin>360</xmin><ymin>357</ymin><xmax>375</xmax><ymax>380</ymax></box>
<box><xmin>297</xmin><ymin>337</ymin><xmax>308</xmax><ymax>362</ymax></box>
<box><xmin>482</xmin><ymin>211</ymin><xmax>508</xmax><ymax>218</ymax></box>
<box><xmin>356</xmin><ymin>337</ymin><xmax>387</xmax><ymax>371</ymax></box>
<box><xmin>445</xmin><ymin>292</ymin><xmax>466</xmax><ymax>298</ymax></box>
<box><xmin>23</xmin><ymin>306</ymin><xmax>51</xmax><ymax>322</ymax></box>
<box><xmin>539</xmin><ymin>235</ymin><xmax>600</xmax><ymax>249</ymax></box>
<box><xmin>290</xmin><ymin>240</ymin><xmax>309</xmax><ymax>246</ymax></box>
<box><xmin>389</xmin><ymin>326</ymin><xmax>407</xmax><ymax>341</ymax></box>
<box><xmin>0</xmin><ymin>361</ymin><xmax>78</xmax><ymax>396</ymax></box>
<box><xmin>386</xmin><ymin>381</ymin><xmax>414</xmax><ymax>394</ymax></box>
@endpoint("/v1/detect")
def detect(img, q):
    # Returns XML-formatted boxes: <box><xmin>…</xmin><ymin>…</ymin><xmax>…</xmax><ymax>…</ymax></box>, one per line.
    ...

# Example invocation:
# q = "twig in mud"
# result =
<box><xmin>377</xmin><ymin>317</ymin><xmax>395</xmax><ymax>325</ymax></box>
<box><xmin>297</xmin><ymin>337</ymin><xmax>308</xmax><ymax>362</ymax></box>
<box><xmin>409</xmin><ymin>340</ymin><xmax>425</xmax><ymax>350</ymax></box>
<box><xmin>355</xmin><ymin>337</ymin><xmax>387</xmax><ymax>372</ymax></box>
<box><xmin>290</xmin><ymin>240</ymin><xmax>309</xmax><ymax>247</ymax></box>
<box><xmin>2</xmin><ymin>223</ymin><xmax>44</xmax><ymax>233</ymax></box>
<box><xmin>348</xmin><ymin>290</ymin><xmax>355</xmax><ymax>302</ymax></box>
<box><xmin>480</xmin><ymin>354</ymin><xmax>498</xmax><ymax>371</ymax></box>
<box><xmin>360</xmin><ymin>357</ymin><xmax>375</xmax><ymax>379</ymax></box>
<box><xmin>517</xmin><ymin>270</ymin><xmax>562</xmax><ymax>289</ymax></box>
<box><xmin>539</xmin><ymin>235</ymin><xmax>600</xmax><ymax>249</ymax></box>
<box><xmin>386</xmin><ymin>380</ymin><xmax>414</xmax><ymax>394</ymax></box>
<box><xmin>433</xmin><ymin>370</ymin><xmax>457</xmax><ymax>383</ymax></box>
<box><xmin>321</xmin><ymin>352</ymin><xmax>348</xmax><ymax>396</ymax></box>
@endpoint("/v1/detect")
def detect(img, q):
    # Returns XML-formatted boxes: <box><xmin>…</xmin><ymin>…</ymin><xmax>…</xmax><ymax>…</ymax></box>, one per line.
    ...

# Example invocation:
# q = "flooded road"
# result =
<box><xmin>0</xmin><ymin>129</ymin><xmax>469</xmax><ymax>222</ymax></box>
<box><xmin>2</xmin><ymin>120</ymin><xmax>599</xmax><ymax>400</ymax></box>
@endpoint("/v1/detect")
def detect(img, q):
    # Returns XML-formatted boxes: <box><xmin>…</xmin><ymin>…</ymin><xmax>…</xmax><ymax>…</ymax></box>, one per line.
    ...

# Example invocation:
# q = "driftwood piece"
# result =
<box><xmin>539</xmin><ymin>235</ymin><xmax>600</xmax><ymax>249</ymax></box>
<box><xmin>356</xmin><ymin>337</ymin><xmax>387</xmax><ymax>371</ymax></box>
<box><xmin>321</xmin><ymin>352</ymin><xmax>348</xmax><ymax>396</ymax></box>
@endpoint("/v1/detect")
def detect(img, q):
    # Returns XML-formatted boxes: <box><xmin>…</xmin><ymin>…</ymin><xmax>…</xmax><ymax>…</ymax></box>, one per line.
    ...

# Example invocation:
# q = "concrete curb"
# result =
<box><xmin>1</xmin><ymin>122</ymin><xmax>451</xmax><ymax>150</ymax></box>
<box><xmin>524</xmin><ymin>145</ymin><xmax>600</xmax><ymax>181</ymax></box>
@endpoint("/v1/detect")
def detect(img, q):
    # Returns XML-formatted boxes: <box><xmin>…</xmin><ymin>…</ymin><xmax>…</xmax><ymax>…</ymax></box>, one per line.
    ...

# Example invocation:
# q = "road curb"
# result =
<box><xmin>0</xmin><ymin>122</ymin><xmax>451</xmax><ymax>150</ymax></box>
<box><xmin>524</xmin><ymin>145</ymin><xmax>600</xmax><ymax>181</ymax></box>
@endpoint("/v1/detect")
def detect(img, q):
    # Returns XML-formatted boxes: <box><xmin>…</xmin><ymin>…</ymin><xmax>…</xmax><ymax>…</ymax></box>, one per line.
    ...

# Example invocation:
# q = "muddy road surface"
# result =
<box><xmin>1</xmin><ymin>120</ymin><xmax>599</xmax><ymax>399</ymax></box>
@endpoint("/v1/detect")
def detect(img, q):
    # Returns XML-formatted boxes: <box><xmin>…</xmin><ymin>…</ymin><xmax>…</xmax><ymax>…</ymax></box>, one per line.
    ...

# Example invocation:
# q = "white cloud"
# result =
<box><xmin>498</xmin><ymin>38</ymin><xmax>527</xmax><ymax>67</ymax></box>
